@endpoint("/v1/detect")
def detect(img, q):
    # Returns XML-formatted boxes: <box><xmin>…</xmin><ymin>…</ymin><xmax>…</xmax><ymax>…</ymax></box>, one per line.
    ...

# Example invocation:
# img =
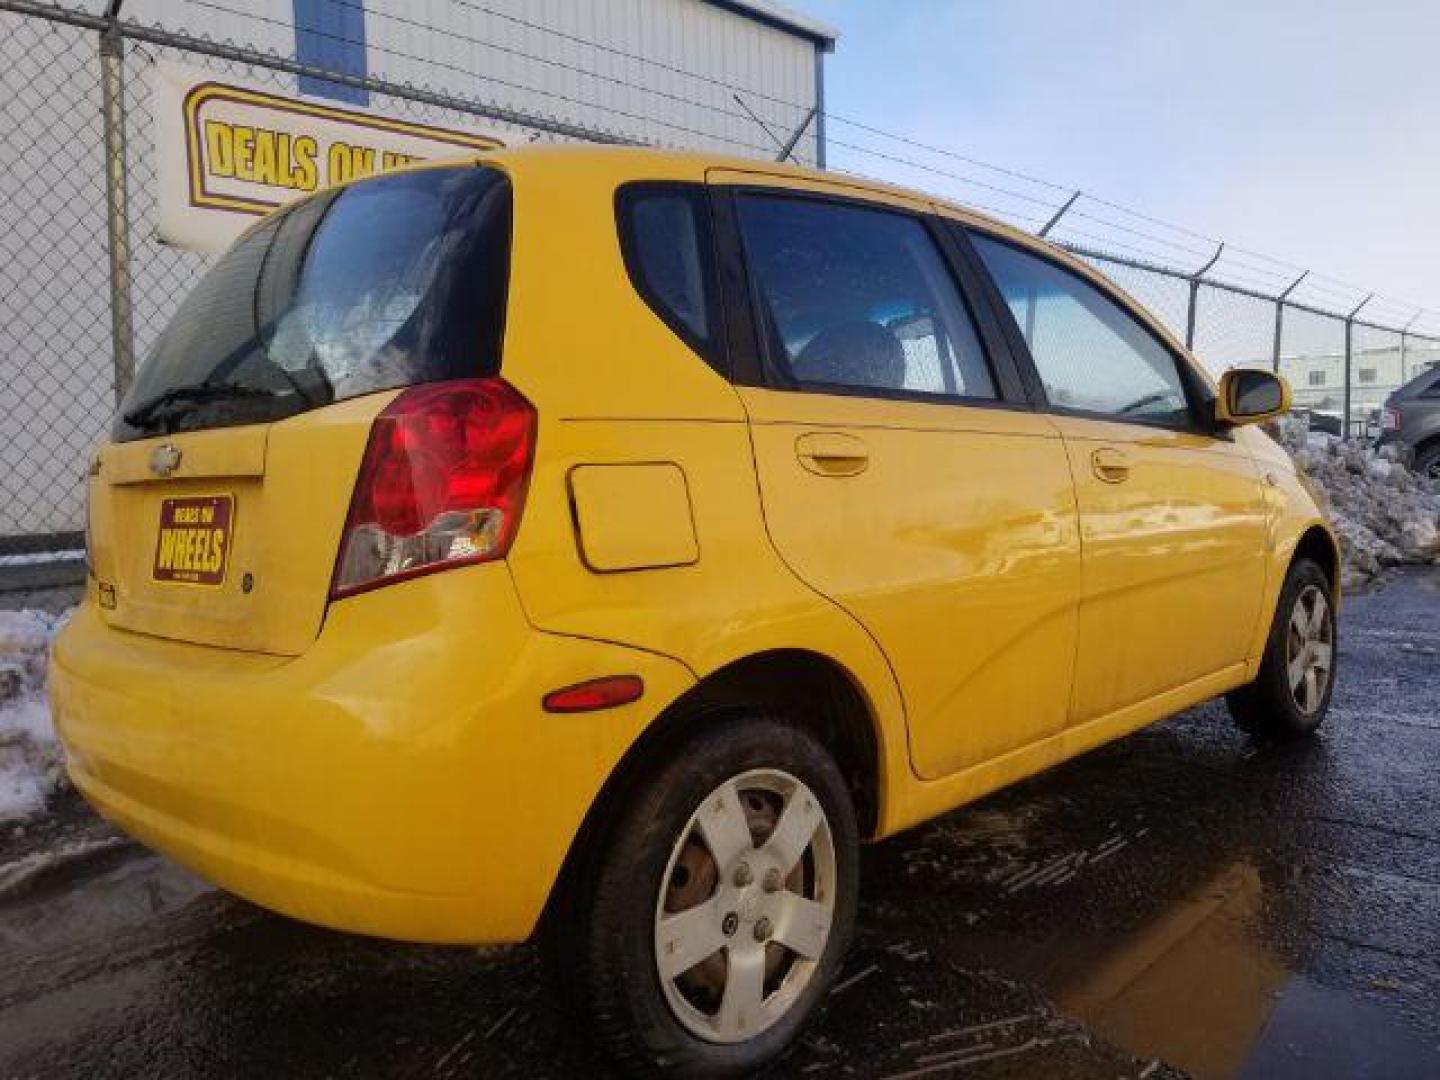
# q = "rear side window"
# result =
<box><xmin>970</xmin><ymin>233</ymin><xmax>1192</xmax><ymax>427</ymax></box>
<box><xmin>116</xmin><ymin>166</ymin><xmax>511</xmax><ymax>441</ymax></box>
<box><xmin>735</xmin><ymin>194</ymin><xmax>996</xmax><ymax>400</ymax></box>
<box><xmin>617</xmin><ymin>184</ymin><xmax>722</xmax><ymax>369</ymax></box>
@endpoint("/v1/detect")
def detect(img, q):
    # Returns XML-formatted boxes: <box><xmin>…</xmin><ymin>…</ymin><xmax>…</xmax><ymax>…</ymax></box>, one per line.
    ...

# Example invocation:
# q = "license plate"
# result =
<box><xmin>152</xmin><ymin>495</ymin><xmax>234</xmax><ymax>586</ymax></box>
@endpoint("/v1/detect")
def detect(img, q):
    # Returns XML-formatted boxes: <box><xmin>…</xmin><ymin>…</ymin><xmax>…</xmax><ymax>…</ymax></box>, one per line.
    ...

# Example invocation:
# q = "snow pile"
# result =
<box><xmin>0</xmin><ymin>609</ymin><xmax>69</xmax><ymax>822</ymax></box>
<box><xmin>1270</xmin><ymin>415</ymin><xmax>1440</xmax><ymax>587</ymax></box>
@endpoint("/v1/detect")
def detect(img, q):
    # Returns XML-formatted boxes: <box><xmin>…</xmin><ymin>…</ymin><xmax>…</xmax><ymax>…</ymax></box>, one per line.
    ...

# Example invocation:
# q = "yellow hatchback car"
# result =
<box><xmin>52</xmin><ymin>147</ymin><xmax>1338</xmax><ymax>1076</ymax></box>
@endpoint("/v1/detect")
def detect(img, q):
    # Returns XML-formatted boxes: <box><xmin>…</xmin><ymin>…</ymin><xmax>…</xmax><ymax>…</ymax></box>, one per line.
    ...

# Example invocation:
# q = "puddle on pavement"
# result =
<box><xmin>1032</xmin><ymin>861</ymin><xmax>1440</xmax><ymax>1078</ymax></box>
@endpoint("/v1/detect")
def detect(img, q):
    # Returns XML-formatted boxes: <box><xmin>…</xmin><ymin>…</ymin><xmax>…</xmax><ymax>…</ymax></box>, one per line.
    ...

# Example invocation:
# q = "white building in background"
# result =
<box><xmin>1284</xmin><ymin>342</ymin><xmax>1440</xmax><ymax>419</ymax></box>
<box><xmin>0</xmin><ymin>0</ymin><xmax>836</xmax><ymax>548</ymax></box>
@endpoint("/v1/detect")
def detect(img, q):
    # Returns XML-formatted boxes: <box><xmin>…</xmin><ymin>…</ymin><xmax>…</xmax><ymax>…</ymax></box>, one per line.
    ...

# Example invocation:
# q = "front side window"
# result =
<box><xmin>971</xmin><ymin>233</ymin><xmax>1192</xmax><ymax>426</ymax></box>
<box><xmin>117</xmin><ymin>166</ymin><xmax>511</xmax><ymax>441</ymax></box>
<box><xmin>735</xmin><ymin>195</ymin><xmax>996</xmax><ymax>399</ymax></box>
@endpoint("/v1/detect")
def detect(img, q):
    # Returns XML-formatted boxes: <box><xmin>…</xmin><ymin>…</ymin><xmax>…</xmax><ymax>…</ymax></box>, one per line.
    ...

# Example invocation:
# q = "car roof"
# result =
<box><xmin>1393</xmin><ymin>363</ymin><xmax>1440</xmax><ymax>398</ymax></box>
<box><xmin>466</xmin><ymin>144</ymin><xmax>1032</xmax><ymax>240</ymax></box>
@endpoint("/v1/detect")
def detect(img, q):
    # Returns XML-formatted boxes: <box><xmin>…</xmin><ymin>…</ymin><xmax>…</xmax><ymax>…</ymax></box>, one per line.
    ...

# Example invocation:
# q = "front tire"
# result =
<box><xmin>548</xmin><ymin>713</ymin><xmax>859</xmax><ymax>1077</ymax></box>
<box><xmin>1226</xmin><ymin>557</ymin><xmax>1337</xmax><ymax>738</ymax></box>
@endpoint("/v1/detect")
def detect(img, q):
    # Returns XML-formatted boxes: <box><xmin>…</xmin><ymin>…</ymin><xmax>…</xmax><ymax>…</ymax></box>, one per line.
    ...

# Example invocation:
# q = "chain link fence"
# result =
<box><xmin>0</xmin><ymin>11</ymin><xmax>111</xmax><ymax>556</ymax></box>
<box><xmin>1071</xmin><ymin>248</ymin><xmax>1440</xmax><ymax>439</ymax></box>
<box><xmin>3</xmin><ymin>0</ymin><xmax>1438</xmax><ymax>575</ymax></box>
<box><xmin>0</xmin><ymin>0</ymin><xmax>795</xmax><ymax>570</ymax></box>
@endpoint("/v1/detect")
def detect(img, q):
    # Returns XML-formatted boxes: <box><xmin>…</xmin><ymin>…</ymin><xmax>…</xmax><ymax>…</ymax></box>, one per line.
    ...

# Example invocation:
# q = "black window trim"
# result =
<box><xmin>954</xmin><ymin>223</ymin><xmax>1222</xmax><ymax>437</ymax></box>
<box><xmin>708</xmin><ymin>187</ymin><xmax>765</xmax><ymax>387</ymax></box>
<box><xmin>614</xmin><ymin>180</ymin><xmax>729</xmax><ymax>378</ymax></box>
<box><xmin>715</xmin><ymin>183</ymin><xmax>1034</xmax><ymax>411</ymax></box>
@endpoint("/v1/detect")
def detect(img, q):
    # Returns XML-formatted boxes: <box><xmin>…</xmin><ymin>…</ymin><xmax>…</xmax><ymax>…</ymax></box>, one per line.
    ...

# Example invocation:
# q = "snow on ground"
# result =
<box><xmin>1270</xmin><ymin>416</ymin><xmax>1440</xmax><ymax>589</ymax></box>
<box><xmin>0</xmin><ymin>609</ymin><xmax>69</xmax><ymax>823</ymax></box>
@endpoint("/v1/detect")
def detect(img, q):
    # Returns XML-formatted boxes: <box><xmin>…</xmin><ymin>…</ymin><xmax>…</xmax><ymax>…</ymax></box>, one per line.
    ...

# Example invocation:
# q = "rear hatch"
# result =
<box><xmin>88</xmin><ymin>163</ymin><xmax>511</xmax><ymax>655</ymax></box>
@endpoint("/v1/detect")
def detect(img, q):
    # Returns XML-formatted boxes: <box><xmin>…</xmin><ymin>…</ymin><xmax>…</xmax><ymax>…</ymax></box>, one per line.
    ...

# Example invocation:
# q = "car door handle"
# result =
<box><xmin>795</xmin><ymin>432</ymin><xmax>869</xmax><ymax>477</ymax></box>
<box><xmin>1091</xmin><ymin>447</ymin><xmax>1131</xmax><ymax>483</ymax></box>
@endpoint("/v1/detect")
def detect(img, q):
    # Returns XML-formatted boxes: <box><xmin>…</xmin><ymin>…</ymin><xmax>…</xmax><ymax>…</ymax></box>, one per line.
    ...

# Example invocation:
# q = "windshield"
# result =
<box><xmin>115</xmin><ymin>165</ymin><xmax>511</xmax><ymax>441</ymax></box>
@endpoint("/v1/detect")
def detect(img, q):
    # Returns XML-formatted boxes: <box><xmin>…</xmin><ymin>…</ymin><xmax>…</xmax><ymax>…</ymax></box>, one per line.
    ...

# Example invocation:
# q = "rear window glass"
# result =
<box><xmin>617</xmin><ymin>183</ymin><xmax>721</xmax><ymax>369</ymax></box>
<box><xmin>115</xmin><ymin>166</ymin><xmax>511</xmax><ymax>441</ymax></box>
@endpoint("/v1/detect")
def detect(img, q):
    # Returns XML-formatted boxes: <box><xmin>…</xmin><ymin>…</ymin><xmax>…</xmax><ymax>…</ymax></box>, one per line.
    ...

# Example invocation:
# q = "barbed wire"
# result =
<box><xmin>179</xmin><ymin>0</ymin><xmax>790</xmax><ymax>159</ymax></box>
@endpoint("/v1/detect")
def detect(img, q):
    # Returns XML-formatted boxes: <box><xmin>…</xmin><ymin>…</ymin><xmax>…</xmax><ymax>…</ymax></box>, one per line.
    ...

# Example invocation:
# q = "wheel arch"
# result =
<box><xmin>1411</xmin><ymin>432</ymin><xmax>1440</xmax><ymax>469</ymax></box>
<box><xmin>539</xmin><ymin>648</ymin><xmax>885</xmax><ymax>934</ymax></box>
<box><xmin>1294</xmin><ymin>522</ymin><xmax>1341</xmax><ymax>596</ymax></box>
<box><xmin>1245</xmin><ymin>513</ymin><xmax>1342</xmax><ymax>682</ymax></box>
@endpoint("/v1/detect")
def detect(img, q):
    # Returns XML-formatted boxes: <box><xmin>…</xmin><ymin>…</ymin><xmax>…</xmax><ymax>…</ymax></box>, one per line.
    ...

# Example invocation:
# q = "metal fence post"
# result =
<box><xmin>99</xmin><ymin>2</ymin><xmax>135</xmax><ymax>402</ymax></box>
<box><xmin>1343</xmin><ymin>293</ymin><xmax>1373</xmax><ymax>438</ymax></box>
<box><xmin>1343</xmin><ymin>319</ymin><xmax>1352</xmax><ymax>436</ymax></box>
<box><xmin>1038</xmin><ymin>190</ymin><xmax>1081</xmax><ymax>238</ymax></box>
<box><xmin>1401</xmin><ymin>311</ymin><xmax>1422</xmax><ymax>381</ymax></box>
<box><xmin>1271</xmin><ymin>300</ymin><xmax>1282</xmax><ymax>374</ymax></box>
<box><xmin>1184</xmin><ymin>243</ymin><xmax>1224</xmax><ymax>351</ymax></box>
<box><xmin>1271</xmin><ymin>270</ymin><xmax>1308</xmax><ymax>374</ymax></box>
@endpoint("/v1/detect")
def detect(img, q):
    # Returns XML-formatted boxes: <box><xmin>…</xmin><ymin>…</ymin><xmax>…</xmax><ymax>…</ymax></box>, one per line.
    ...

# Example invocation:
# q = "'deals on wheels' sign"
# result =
<box><xmin>153</xmin><ymin>60</ymin><xmax>506</xmax><ymax>253</ymax></box>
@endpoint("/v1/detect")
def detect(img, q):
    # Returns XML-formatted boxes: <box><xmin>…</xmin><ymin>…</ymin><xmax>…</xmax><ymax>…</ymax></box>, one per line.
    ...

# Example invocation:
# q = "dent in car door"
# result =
<box><xmin>722</xmin><ymin>186</ymin><xmax>1082</xmax><ymax>780</ymax></box>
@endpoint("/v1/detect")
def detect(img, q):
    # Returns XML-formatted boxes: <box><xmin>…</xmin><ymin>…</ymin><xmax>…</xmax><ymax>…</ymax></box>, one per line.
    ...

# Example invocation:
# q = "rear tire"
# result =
<box><xmin>544</xmin><ymin>713</ymin><xmax>859</xmax><ymax>1077</ymax></box>
<box><xmin>1226</xmin><ymin>558</ymin><xmax>1336</xmax><ymax>738</ymax></box>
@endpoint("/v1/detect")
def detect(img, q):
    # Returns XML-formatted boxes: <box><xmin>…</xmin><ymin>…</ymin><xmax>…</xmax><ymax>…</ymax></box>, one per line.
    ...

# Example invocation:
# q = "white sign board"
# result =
<box><xmin>152</xmin><ymin>61</ymin><xmax>505</xmax><ymax>253</ymax></box>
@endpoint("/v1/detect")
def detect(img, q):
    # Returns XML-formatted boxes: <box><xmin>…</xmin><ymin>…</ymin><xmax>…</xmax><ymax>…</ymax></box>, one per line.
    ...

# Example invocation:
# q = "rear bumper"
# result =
<box><xmin>50</xmin><ymin>565</ymin><xmax>693</xmax><ymax>944</ymax></box>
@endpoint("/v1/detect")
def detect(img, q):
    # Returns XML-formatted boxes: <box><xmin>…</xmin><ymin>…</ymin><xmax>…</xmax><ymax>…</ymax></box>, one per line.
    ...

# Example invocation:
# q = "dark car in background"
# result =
<box><xmin>1379</xmin><ymin>365</ymin><xmax>1440</xmax><ymax>478</ymax></box>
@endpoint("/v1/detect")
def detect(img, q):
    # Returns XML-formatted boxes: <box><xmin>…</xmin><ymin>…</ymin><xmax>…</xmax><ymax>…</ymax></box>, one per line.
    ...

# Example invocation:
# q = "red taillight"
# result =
<box><xmin>331</xmin><ymin>378</ymin><xmax>536</xmax><ymax>598</ymax></box>
<box><xmin>542</xmin><ymin>676</ymin><xmax>645</xmax><ymax>713</ymax></box>
<box><xmin>1382</xmin><ymin>406</ymin><xmax>1401</xmax><ymax>432</ymax></box>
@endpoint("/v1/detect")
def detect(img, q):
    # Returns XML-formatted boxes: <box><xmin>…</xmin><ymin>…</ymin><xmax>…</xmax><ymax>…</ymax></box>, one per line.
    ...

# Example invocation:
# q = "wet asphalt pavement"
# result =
<box><xmin>2</xmin><ymin>569</ymin><xmax>1438</xmax><ymax>1079</ymax></box>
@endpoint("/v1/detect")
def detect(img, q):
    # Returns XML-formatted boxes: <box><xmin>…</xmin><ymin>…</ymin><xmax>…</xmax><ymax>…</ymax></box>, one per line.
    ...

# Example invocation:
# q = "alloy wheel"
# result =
<box><xmin>653</xmin><ymin>768</ymin><xmax>836</xmax><ymax>1044</ymax></box>
<box><xmin>1286</xmin><ymin>584</ymin><xmax>1334</xmax><ymax>715</ymax></box>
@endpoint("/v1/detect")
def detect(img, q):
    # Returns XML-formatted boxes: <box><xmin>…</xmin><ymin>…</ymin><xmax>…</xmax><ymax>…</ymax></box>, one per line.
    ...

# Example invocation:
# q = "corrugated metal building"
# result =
<box><xmin>122</xmin><ymin>0</ymin><xmax>834</xmax><ymax>160</ymax></box>
<box><xmin>0</xmin><ymin>0</ymin><xmax>836</xmax><ymax>548</ymax></box>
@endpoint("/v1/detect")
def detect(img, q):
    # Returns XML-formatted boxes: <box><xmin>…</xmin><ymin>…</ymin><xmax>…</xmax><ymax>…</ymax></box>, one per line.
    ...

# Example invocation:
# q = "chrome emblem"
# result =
<box><xmin>149</xmin><ymin>443</ymin><xmax>182</xmax><ymax>478</ymax></box>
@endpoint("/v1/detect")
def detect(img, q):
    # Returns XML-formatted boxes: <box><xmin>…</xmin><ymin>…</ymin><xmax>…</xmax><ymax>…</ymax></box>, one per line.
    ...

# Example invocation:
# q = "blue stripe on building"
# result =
<box><xmin>293</xmin><ymin>0</ymin><xmax>369</xmax><ymax>105</ymax></box>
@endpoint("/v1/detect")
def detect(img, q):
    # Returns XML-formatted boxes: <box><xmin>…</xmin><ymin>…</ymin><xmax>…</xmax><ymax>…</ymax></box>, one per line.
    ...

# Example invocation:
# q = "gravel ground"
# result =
<box><xmin>0</xmin><ymin>567</ymin><xmax>1437</xmax><ymax>1078</ymax></box>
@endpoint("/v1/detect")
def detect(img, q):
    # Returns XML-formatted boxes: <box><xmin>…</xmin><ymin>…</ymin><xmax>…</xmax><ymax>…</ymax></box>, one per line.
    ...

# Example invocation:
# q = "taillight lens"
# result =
<box><xmin>331</xmin><ymin>378</ymin><xmax>536</xmax><ymax>598</ymax></box>
<box><xmin>1382</xmin><ymin>406</ymin><xmax>1401</xmax><ymax>432</ymax></box>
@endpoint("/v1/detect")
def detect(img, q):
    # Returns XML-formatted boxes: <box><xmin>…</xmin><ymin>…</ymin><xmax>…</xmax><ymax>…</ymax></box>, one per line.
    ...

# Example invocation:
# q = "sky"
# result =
<box><xmin>801</xmin><ymin>0</ymin><xmax>1440</xmax><ymax>323</ymax></box>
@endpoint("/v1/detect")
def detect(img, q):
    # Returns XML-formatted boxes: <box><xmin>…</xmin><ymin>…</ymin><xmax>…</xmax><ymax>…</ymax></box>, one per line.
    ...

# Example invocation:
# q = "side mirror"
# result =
<box><xmin>1215</xmin><ymin>368</ymin><xmax>1291</xmax><ymax>428</ymax></box>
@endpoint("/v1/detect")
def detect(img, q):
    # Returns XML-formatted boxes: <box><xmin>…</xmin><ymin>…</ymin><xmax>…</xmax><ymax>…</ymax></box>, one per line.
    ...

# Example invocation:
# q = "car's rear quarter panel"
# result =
<box><xmin>494</xmin><ymin>152</ymin><xmax>913</xmax><ymax>832</ymax></box>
